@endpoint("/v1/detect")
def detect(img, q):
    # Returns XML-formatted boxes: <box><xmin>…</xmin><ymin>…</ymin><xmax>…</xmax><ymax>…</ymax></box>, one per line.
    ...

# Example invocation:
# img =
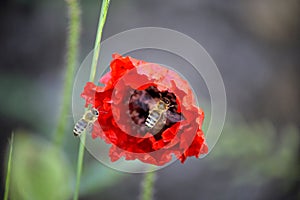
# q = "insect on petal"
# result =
<box><xmin>80</xmin><ymin>53</ymin><xmax>208</xmax><ymax>165</ymax></box>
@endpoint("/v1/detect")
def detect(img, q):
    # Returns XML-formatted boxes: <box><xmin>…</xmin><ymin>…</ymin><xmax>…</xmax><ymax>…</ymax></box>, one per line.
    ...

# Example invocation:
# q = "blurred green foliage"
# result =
<box><xmin>5</xmin><ymin>130</ymin><xmax>125</xmax><ymax>199</ymax></box>
<box><xmin>9</xmin><ymin>132</ymin><xmax>74</xmax><ymax>200</ymax></box>
<box><xmin>208</xmin><ymin>116</ymin><xmax>299</xmax><ymax>188</ymax></box>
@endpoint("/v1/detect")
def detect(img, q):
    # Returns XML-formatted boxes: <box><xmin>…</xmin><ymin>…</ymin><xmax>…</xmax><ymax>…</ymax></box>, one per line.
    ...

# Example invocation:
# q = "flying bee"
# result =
<box><xmin>73</xmin><ymin>107</ymin><xmax>99</xmax><ymax>137</ymax></box>
<box><xmin>145</xmin><ymin>96</ymin><xmax>184</xmax><ymax>134</ymax></box>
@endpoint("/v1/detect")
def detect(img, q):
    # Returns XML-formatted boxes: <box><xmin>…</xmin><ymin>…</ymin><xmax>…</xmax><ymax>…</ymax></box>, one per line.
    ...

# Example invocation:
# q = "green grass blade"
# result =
<box><xmin>90</xmin><ymin>0</ymin><xmax>111</xmax><ymax>82</ymax></box>
<box><xmin>73</xmin><ymin>1</ymin><xmax>111</xmax><ymax>200</ymax></box>
<box><xmin>3</xmin><ymin>133</ymin><xmax>14</xmax><ymax>200</ymax></box>
<box><xmin>73</xmin><ymin>135</ymin><xmax>86</xmax><ymax>200</ymax></box>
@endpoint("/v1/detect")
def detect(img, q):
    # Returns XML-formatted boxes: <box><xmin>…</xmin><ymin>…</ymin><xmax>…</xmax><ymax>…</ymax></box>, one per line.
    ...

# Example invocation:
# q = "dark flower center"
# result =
<box><xmin>128</xmin><ymin>86</ymin><xmax>182</xmax><ymax>138</ymax></box>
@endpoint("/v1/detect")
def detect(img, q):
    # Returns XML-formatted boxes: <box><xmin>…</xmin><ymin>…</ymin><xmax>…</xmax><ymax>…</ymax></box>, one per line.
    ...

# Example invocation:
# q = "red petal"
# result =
<box><xmin>80</xmin><ymin>53</ymin><xmax>208</xmax><ymax>166</ymax></box>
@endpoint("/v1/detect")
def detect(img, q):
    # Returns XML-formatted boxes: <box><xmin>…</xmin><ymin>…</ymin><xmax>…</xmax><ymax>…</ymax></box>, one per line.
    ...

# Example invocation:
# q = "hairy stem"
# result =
<box><xmin>3</xmin><ymin>133</ymin><xmax>14</xmax><ymax>200</ymax></box>
<box><xmin>54</xmin><ymin>0</ymin><xmax>81</xmax><ymax>147</ymax></box>
<box><xmin>73</xmin><ymin>1</ymin><xmax>111</xmax><ymax>200</ymax></box>
<box><xmin>141</xmin><ymin>171</ymin><xmax>156</xmax><ymax>200</ymax></box>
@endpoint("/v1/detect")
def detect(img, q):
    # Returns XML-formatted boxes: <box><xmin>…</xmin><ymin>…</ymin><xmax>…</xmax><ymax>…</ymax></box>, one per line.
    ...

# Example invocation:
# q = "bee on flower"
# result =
<box><xmin>81</xmin><ymin>53</ymin><xmax>208</xmax><ymax>166</ymax></box>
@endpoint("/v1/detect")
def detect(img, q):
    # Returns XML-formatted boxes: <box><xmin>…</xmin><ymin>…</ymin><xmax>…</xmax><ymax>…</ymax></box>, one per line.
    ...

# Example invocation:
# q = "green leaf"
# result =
<box><xmin>10</xmin><ymin>132</ymin><xmax>74</xmax><ymax>200</ymax></box>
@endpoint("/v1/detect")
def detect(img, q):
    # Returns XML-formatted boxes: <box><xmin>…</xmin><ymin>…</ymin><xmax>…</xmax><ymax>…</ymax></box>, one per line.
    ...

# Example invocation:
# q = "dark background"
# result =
<box><xmin>0</xmin><ymin>0</ymin><xmax>299</xmax><ymax>199</ymax></box>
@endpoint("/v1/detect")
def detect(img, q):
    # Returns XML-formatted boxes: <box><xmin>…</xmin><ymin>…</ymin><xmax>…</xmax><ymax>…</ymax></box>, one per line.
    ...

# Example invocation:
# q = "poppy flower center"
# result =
<box><xmin>128</xmin><ymin>86</ymin><xmax>183</xmax><ymax>138</ymax></box>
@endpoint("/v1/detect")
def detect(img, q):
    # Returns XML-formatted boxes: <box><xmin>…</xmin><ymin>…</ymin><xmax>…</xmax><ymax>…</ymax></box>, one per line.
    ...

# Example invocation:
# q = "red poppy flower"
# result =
<box><xmin>81</xmin><ymin>53</ymin><xmax>208</xmax><ymax>166</ymax></box>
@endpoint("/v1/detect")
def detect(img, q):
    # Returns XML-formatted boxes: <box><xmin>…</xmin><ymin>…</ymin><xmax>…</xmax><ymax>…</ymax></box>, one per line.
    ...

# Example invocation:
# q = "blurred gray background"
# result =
<box><xmin>0</xmin><ymin>0</ymin><xmax>299</xmax><ymax>199</ymax></box>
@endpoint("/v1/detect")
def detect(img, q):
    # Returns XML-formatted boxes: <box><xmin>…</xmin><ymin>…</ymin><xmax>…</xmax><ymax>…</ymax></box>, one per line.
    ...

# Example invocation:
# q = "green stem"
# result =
<box><xmin>90</xmin><ymin>0</ymin><xmax>111</xmax><ymax>82</ymax></box>
<box><xmin>73</xmin><ymin>134</ymin><xmax>86</xmax><ymax>200</ymax></box>
<box><xmin>3</xmin><ymin>133</ymin><xmax>14</xmax><ymax>200</ymax></box>
<box><xmin>54</xmin><ymin>0</ymin><xmax>81</xmax><ymax>147</ymax></box>
<box><xmin>73</xmin><ymin>1</ymin><xmax>111</xmax><ymax>200</ymax></box>
<box><xmin>141</xmin><ymin>172</ymin><xmax>156</xmax><ymax>200</ymax></box>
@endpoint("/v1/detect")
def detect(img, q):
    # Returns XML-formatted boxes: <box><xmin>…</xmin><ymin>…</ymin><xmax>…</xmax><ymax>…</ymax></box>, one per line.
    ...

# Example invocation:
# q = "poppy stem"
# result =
<box><xmin>73</xmin><ymin>1</ymin><xmax>111</xmax><ymax>200</ymax></box>
<box><xmin>3</xmin><ymin>133</ymin><xmax>14</xmax><ymax>200</ymax></box>
<box><xmin>53</xmin><ymin>0</ymin><xmax>81</xmax><ymax>147</ymax></box>
<box><xmin>141</xmin><ymin>171</ymin><xmax>156</xmax><ymax>200</ymax></box>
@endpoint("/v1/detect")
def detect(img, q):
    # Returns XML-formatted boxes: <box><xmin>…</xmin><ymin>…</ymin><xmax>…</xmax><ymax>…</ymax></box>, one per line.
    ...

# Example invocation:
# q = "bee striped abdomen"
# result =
<box><xmin>73</xmin><ymin>119</ymin><xmax>88</xmax><ymax>136</ymax></box>
<box><xmin>145</xmin><ymin>111</ymin><xmax>160</xmax><ymax>128</ymax></box>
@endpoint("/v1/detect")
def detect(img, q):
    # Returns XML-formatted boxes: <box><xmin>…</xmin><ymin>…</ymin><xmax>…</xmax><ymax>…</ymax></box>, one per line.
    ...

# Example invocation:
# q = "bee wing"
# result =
<box><xmin>86</xmin><ymin>123</ymin><xmax>94</xmax><ymax>135</ymax></box>
<box><xmin>166</xmin><ymin>110</ymin><xmax>184</xmax><ymax>123</ymax></box>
